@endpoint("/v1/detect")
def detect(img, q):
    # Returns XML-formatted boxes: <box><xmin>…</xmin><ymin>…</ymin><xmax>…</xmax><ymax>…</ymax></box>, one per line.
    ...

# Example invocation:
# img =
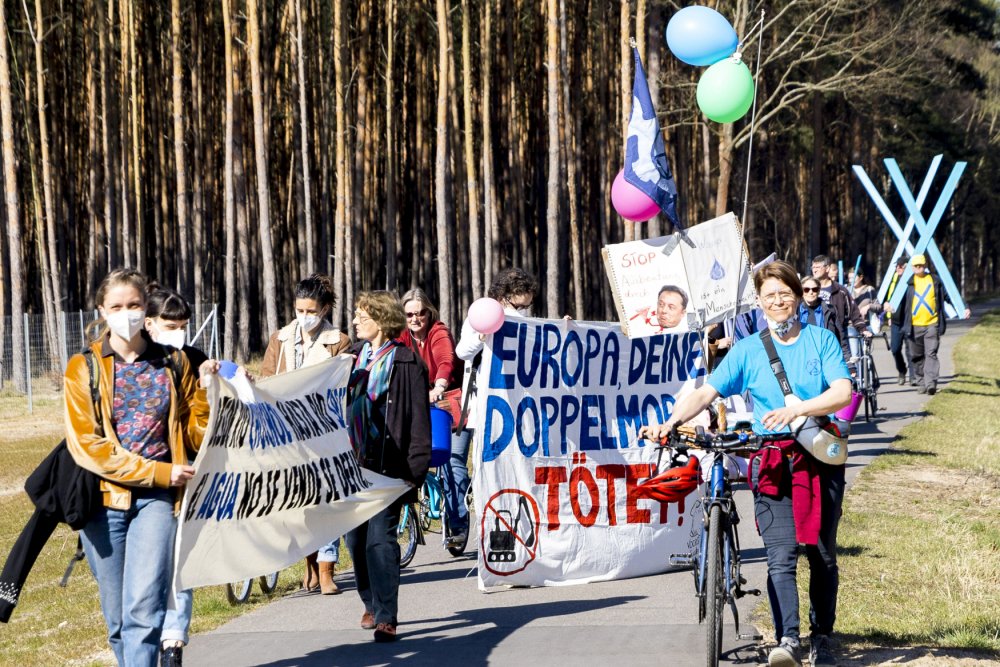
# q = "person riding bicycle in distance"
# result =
<box><xmin>640</xmin><ymin>260</ymin><xmax>851</xmax><ymax>667</ymax></box>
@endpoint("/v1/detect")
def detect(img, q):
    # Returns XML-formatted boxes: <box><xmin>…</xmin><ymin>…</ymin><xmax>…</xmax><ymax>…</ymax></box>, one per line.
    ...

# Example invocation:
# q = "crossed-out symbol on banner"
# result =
<box><xmin>852</xmin><ymin>155</ymin><xmax>967</xmax><ymax>317</ymax></box>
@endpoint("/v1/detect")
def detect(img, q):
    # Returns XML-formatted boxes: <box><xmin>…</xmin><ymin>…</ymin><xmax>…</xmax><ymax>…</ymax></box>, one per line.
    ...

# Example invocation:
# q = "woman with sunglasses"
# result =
<box><xmin>398</xmin><ymin>288</ymin><xmax>468</xmax><ymax>548</ymax></box>
<box><xmin>642</xmin><ymin>261</ymin><xmax>851</xmax><ymax>667</ymax></box>
<box><xmin>798</xmin><ymin>276</ymin><xmax>838</xmax><ymax>338</ymax></box>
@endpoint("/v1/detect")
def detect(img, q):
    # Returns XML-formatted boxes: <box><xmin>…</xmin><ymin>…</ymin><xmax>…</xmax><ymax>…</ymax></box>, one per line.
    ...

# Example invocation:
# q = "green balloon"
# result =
<box><xmin>696</xmin><ymin>58</ymin><xmax>754</xmax><ymax>124</ymax></box>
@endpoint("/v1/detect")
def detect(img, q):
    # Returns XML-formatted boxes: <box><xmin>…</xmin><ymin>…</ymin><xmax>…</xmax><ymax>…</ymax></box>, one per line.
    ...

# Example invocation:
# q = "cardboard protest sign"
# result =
<box><xmin>174</xmin><ymin>357</ymin><xmax>407</xmax><ymax>590</ymax></box>
<box><xmin>602</xmin><ymin>212</ymin><xmax>756</xmax><ymax>337</ymax></box>
<box><xmin>473</xmin><ymin>317</ymin><xmax>706</xmax><ymax>588</ymax></box>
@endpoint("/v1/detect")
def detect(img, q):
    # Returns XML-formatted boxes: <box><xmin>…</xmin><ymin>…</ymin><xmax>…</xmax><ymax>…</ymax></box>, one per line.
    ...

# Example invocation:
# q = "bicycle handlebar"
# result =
<box><xmin>653</xmin><ymin>426</ymin><xmax>790</xmax><ymax>453</ymax></box>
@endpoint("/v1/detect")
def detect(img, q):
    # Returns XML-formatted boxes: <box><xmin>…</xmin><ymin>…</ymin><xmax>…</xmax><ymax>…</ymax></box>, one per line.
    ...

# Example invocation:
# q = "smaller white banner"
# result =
<box><xmin>174</xmin><ymin>357</ymin><xmax>407</xmax><ymax>590</ymax></box>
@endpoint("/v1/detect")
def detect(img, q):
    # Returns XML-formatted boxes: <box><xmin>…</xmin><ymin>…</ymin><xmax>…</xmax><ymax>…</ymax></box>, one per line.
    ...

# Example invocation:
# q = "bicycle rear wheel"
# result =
<box><xmin>226</xmin><ymin>579</ymin><xmax>253</xmax><ymax>605</ymax></box>
<box><xmin>258</xmin><ymin>571</ymin><xmax>279</xmax><ymax>594</ymax></box>
<box><xmin>398</xmin><ymin>505</ymin><xmax>419</xmax><ymax>568</ymax></box>
<box><xmin>704</xmin><ymin>504</ymin><xmax>724</xmax><ymax>667</ymax></box>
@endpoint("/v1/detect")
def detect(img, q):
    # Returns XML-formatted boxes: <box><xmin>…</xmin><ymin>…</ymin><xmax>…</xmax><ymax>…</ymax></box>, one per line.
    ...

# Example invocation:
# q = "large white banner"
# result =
<box><xmin>174</xmin><ymin>357</ymin><xmax>407</xmax><ymax>590</ymax></box>
<box><xmin>473</xmin><ymin>317</ymin><xmax>706</xmax><ymax>588</ymax></box>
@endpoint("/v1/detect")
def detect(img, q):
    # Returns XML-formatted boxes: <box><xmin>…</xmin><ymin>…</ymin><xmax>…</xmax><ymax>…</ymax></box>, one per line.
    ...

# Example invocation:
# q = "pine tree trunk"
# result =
<box><xmin>460</xmin><ymin>0</ymin><xmax>480</xmax><ymax>304</ymax></box>
<box><xmin>0</xmin><ymin>0</ymin><xmax>26</xmax><ymax>389</ymax></box>
<box><xmin>384</xmin><ymin>0</ymin><xmax>397</xmax><ymax>292</ymax></box>
<box><xmin>85</xmin><ymin>8</ymin><xmax>102</xmax><ymax>295</ymax></box>
<box><xmin>222</xmin><ymin>0</ymin><xmax>236</xmax><ymax>359</ymax></box>
<box><xmin>332</xmin><ymin>0</ymin><xmax>346</xmax><ymax>327</ymax></box>
<box><xmin>560</xmin><ymin>0</ymin><xmax>583</xmax><ymax>319</ymax></box>
<box><xmin>191</xmin><ymin>5</ymin><xmax>205</xmax><ymax>307</ymax></box>
<box><xmin>481</xmin><ymin>0</ymin><xmax>498</xmax><ymax>289</ymax></box>
<box><xmin>171</xmin><ymin>0</ymin><xmax>190</xmax><ymax>291</ymax></box>
<box><xmin>620</xmin><ymin>0</ymin><xmax>633</xmax><ymax>242</ymax></box>
<box><xmin>127</xmin><ymin>0</ymin><xmax>142</xmax><ymax>272</ymax></box>
<box><xmin>545</xmin><ymin>0</ymin><xmax>560</xmax><ymax>316</ymax></box>
<box><xmin>99</xmin><ymin>0</ymin><xmax>117</xmax><ymax>267</ymax></box>
<box><xmin>247</xmin><ymin>0</ymin><xmax>278</xmax><ymax>338</ymax></box>
<box><xmin>435</xmin><ymin>0</ymin><xmax>454</xmax><ymax>325</ymax></box>
<box><xmin>294</xmin><ymin>0</ymin><xmax>314</xmax><ymax>275</ymax></box>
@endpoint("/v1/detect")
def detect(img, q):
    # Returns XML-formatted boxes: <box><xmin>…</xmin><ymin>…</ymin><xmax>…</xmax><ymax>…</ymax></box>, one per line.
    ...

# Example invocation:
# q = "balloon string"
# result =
<box><xmin>731</xmin><ymin>7</ymin><xmax>766</xmax><ymax>331</ymax></box>
<box><xmin>739</xmin><ymin>8</ymin><xmax>766</xmax><ymax>237</ymax></box>
<box><xmin>737</xmin><ymin>12</ymin><xmax>767</xmax><ymax>56</ymax></box>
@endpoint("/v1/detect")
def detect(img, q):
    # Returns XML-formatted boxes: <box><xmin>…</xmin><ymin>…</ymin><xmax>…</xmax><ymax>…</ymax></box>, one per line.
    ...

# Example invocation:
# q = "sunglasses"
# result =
<box><xmin>802</xmin><ymin>287</ymin><xmax>819</xmax><ymax>293</ymax></box>
<box><xmin>405</xmin><ymin>309</ymin><xmax>429</xmax><ymax>319</ymax></box>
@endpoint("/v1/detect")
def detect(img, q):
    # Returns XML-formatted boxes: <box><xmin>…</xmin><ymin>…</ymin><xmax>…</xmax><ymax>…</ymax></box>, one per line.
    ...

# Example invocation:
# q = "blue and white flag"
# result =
<box><xmin>624</xmin><ymin>48</ymin><xmax>682</xmax><ymax>230</ymax></box>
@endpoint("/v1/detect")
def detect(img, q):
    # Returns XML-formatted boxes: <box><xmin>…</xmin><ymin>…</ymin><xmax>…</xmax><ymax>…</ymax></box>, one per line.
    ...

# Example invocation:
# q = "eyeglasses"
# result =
<box><xmin>405</xmin><ymin>309</ymin><xmax>428</xmax><ymax>319</ymax></box>
<box><xmin>507</xmin><ymin>299</ymin><xmax>533</xmax><ymax>309</ymax></box>
<box><xmin>802</xmin><ymin>287</ymin><xmax>819</xmax><ymax>293</ymax></box>
<box><xmin>760</xmin><ymin>291</ymin><xmax>797</xmax><ymax>305</ymax></box>
<box><xmin>354</xmin><ymin>312</ymin><xmax>372</xmax><ymax>324</ymax></box>
<box><xmin>913</xmin><ymin>264</ymin><xmax>926</xmax><ymax>268</ymax></box>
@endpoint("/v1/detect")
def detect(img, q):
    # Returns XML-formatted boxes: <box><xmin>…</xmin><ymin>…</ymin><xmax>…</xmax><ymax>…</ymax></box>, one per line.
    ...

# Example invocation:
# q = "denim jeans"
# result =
<box><xmin>317</xmin><ymin>537</ymin><xmax>341</xmax><ymax>564</ymax></box>
<box><xmin>81</xmin><ymin>489</ymin><xmax>176</xmax><ymax>667</ymax></box>
<box><xmin>161</xmin><ymin>588</ymin><xmax>193</xmax><ymax>645</ymax></box>
<box><xmin>345</xmin><ymin>498</ymin><xmax>404</xmax><ymax>626</ymax></box>
<box><xmin>751</xmin><ymin>459</ymin><xmax>845</xmax><ymax>642</ymax></box>
<box><xmin>439</xmin><ymin>429</ymin><xmax>471</xmax><ymax>534</ymax></box>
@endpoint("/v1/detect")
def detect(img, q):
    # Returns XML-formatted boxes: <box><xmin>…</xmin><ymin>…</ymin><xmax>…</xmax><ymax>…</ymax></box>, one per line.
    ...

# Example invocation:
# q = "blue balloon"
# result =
<box><xmin>666</xmin><ymin>6</ymin><xmax>739</xmax><ymax>67</ymax></box>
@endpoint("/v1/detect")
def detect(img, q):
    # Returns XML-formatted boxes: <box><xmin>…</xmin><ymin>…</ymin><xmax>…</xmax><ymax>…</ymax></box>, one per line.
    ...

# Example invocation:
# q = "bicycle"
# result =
<box><xmin>225</xmin><ymin>571</ymin><xmax>279</xmax><ymax>605</ymax></box>
<box><xmin>643</xmin><ymin>426</ymin><xmax>787</xmax><ymax>667</ymax></box>
<box><xmin>418</xmin><ymin>467</ymin><xmax>471</xmax><ymax>557</ymax></box>
<box><xmin>850</xmin><ymin>332</ymin><xmax>889</xmax><ymax>421</ymax></box>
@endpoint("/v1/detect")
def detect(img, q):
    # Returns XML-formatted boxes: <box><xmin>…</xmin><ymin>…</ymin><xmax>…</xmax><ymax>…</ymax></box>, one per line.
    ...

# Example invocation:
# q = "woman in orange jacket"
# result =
<box><xmin>65</xmin><ymin>268</ymin><xmax>214</xmax><ymax>667</ymax></box>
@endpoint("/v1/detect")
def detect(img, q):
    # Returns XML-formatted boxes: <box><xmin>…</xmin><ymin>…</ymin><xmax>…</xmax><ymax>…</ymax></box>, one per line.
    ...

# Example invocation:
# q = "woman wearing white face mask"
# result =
<box><xmin>260</xmin><ymin>274</ymin><xmax>351</xmax><ymax>594</ymax></box>
<box><xmin>64</xmin><ymin>269</ymin><xmax>216</xmax><ymax>667</ymax></box>
<box><xmin>143</xmin><ymin>284</ymin><xmax>208</xmax><ymax>667</ymax></box>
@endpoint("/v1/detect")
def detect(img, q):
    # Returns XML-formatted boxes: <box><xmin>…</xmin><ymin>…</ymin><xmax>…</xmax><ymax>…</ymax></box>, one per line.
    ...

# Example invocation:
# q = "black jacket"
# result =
<box><xmin>351</xmin><ymin>342</ymin><xmax>431</xmax><ymax>504</ymax></box>
<box><xmin>0</xmin><ymin>441</ymin><xmax>102</xmax><ymax>623</ymax></box>
<box><xmin>901</xmin><ymin>274</ymin><xmax>949</xmax><ymax>337</ymax></box>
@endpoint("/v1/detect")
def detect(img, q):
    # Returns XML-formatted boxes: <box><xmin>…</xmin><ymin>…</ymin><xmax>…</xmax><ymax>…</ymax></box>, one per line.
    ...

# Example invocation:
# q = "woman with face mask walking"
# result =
<box><xmin>144</xmin><ymin>284</ymin><xmax>208</xmax><ymax>667</ymax></box>
<box><xmin>260</xmin><ymin>274</ymin><xmax>351</xmax><ymax>594</ymax></box>
<box><xmin>65</xmin><ymin>269</ymin><xmax>215</xmax><ymax>667</ymax></box>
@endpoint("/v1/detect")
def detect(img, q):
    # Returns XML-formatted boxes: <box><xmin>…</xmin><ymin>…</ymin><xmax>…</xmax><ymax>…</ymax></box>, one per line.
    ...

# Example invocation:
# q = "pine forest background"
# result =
<box><xmin>0</xmin><ymin>0</ymin><xmax>998</xmax><ymax>374</ymax></box>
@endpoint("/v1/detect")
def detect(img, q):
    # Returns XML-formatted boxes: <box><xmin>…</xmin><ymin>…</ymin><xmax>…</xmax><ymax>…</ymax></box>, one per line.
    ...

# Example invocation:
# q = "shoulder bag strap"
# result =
<box><xmin>759</xmin><ymin>329</ymin><xmax>793</xmax><ymax>397</ymax></box>
<box><xmin>83</xmin><ymin>350</ymin><xmax>104</xmax><ymax>437</ymax></box>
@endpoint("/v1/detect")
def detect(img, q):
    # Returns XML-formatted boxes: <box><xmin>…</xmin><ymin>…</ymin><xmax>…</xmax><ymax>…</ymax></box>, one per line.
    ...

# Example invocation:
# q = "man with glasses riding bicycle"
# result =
<box><xmin>642</xmin><ymin>261</ymin><xmax>852</xmax><ymax>667</ymax></box>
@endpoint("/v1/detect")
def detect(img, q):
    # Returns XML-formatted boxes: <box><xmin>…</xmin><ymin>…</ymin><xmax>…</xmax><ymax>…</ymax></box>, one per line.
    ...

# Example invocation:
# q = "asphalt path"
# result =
<box><xmin>186</xmin><ymin>304</ymin><xmax>991</xmax><ymax>667</ymax></box>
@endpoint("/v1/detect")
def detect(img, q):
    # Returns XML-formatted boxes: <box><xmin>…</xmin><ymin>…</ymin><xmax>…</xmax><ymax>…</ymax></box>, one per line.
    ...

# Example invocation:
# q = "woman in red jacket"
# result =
<box><xmin>398</xmin><ymin>288</ymin><xmax>468</xmax><ymax>549</ymax></box>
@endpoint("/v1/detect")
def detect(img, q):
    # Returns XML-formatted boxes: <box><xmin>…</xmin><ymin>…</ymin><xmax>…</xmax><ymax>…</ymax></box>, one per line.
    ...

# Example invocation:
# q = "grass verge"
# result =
<box><xmin>833</xmin><ymin>312</ymin><xmax>1000</xmax><ymax>657</ymax></box>
<box><xmin>752</xmin><ymin>312</ymin><xmax>1000</xmax><ymax>663</ymax></box>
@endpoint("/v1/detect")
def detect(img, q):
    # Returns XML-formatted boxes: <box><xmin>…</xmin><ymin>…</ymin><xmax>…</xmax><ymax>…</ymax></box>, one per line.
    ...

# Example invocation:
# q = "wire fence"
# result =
<box><xmin>0</xmin><ymin>304</ymin><xmax>219</xmax><ymax>417</ymax></box>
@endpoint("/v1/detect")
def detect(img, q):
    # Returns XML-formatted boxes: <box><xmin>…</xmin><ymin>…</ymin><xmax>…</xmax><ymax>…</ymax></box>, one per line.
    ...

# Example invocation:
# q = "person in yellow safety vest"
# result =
<box><xmin>898</xmin><ymin>254</ymin><xmax>970</xmax><ymax>395</ymax></box>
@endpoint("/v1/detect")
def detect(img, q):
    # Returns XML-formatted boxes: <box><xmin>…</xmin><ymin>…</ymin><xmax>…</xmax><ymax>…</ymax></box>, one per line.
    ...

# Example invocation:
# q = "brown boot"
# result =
<box><xmin>319</xmin><ymin>561</ymin><xmax>340</xmax><ymax>595</ymax></box>
<box><xmin>302</xmin><ymin>552</ymin><xmax>320</xmax><ymax>592</ymax></box>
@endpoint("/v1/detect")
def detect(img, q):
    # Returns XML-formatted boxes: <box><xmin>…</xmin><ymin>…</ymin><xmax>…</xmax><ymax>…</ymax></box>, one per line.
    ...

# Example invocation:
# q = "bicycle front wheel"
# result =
<box><xmin>704</xmin><ymin>504</ymin><xmax>724</xmax><ymax>667</ymax></box>
<box><xmin>399</xmin><ymin>505</ymin><xmax>419</xmax><ymax>568</ymax></box>
<box><xmin>226</xmin><ymin>579</ymin><xmax>253</xmax><ymax>605</ymax></box>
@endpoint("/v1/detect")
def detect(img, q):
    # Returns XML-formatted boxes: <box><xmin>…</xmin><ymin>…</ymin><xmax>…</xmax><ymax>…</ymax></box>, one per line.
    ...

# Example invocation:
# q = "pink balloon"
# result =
<box><xmin>468</xmin><ymin>297</ymin><xmax>505</xmax><ymax>334</ymax></box>
<box><xmin>611</xmin><ymin>169</ymin><xmax>660</xmax><ymax>222</ymax></box>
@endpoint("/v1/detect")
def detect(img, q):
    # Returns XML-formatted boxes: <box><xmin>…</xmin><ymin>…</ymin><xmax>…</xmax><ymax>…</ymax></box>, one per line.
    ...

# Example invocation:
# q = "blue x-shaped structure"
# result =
<box><xmin>852</xmin><ymin>155</ymin><xmax>967</xmax><ymax>318</ymax></box>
